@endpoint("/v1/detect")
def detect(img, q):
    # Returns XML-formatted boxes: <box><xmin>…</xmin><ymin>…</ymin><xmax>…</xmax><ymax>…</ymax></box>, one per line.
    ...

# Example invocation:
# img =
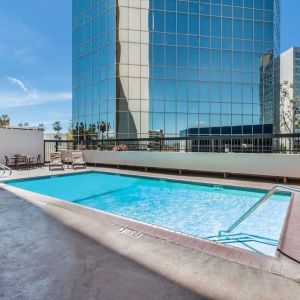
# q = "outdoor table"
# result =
<box><xmin>10</xmin><ymin>156</ymin><xmax>28</xmax><ymax>169</ymax></box>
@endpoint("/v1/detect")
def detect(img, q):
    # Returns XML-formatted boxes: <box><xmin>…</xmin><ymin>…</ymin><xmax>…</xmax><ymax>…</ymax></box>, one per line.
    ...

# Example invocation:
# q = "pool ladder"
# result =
<box><xmin>218</xmin><ymin>185</ymin><xmax>300</xmax><ymax>237</ymax></box>
<box><xmin>208</xmin><ymin>233</ymin><xmax>278</xmax><ymax>249</ymax></box>
<box><xmin>0</xmin><ymin>163</ymin><xmax>12</xmax><ymax>178</ymax></box>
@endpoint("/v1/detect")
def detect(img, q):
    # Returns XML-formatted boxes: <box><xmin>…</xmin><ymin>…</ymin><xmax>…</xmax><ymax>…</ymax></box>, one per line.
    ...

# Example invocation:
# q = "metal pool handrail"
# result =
<box><xmin>218</xmin><ymin>185</ymin><xmax>300</xmax><ymax>237</ymax></box>
<box><xmin>0</xmin><ymin>163</ymin><xmax>12</xmax><ymax>178</ymax></box>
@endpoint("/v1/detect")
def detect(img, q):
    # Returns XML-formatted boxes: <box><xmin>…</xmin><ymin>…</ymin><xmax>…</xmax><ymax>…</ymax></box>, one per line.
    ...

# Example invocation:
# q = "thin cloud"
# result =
<box><xmin>1</xmin><ymin>75</ymin><xmax>72</xmax><ymax>108</ymax></box>
<box><xmin>5</xmin><ymin>75</ymin><xmax>29</xmax><ymax>93</ymax></box>
<box><xmin>0</xmin><ymin>91</ymin><xmax>72</xmax><ymax>108</ymax></box>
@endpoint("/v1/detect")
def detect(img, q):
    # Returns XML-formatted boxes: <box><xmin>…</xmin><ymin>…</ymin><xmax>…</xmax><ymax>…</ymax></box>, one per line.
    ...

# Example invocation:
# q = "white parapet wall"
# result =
<box><xmin>0</xmin><ymin>128</ymin><xmax>44</xmax><ymax>164</ymax></box>
<box><xmin>83</xmin><ymin>150</ymin><xmax>300</xmax><ymax>179</ymax></box>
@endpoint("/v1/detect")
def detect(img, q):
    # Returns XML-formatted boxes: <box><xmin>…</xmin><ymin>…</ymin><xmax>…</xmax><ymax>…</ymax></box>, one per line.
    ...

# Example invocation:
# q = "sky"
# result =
<box><xmin>0</xmin><ymin>0</ymin><xmax>299</xmax><ymax>133</ymax></box>
<box><xmin>0</xmin><ymin>0</ymin><xmax>72</xmax><ymax>132</ymax></box>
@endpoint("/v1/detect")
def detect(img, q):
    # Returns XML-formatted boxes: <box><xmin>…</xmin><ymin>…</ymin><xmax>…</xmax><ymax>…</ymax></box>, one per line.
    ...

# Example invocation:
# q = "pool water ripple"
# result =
<box><xmin>6</xmin><ymin>172</ymin><xmax>291</xmax><ymax>256</ymax></box>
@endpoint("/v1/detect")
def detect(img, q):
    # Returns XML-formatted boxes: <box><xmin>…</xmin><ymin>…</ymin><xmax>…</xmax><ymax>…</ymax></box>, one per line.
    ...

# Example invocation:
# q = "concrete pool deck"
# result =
<box><xmin>1</xmin><ymin>167</ymin><xmax>300</xmax><ymax>299</ymax></box>
<box><xmin>0</xmin><ymin>188</ymin><xmax>202</xmax><ymax>300</ymax></box>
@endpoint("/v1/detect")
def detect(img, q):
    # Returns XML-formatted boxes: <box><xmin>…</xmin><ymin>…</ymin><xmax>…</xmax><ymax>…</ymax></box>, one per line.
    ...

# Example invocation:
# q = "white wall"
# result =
<box><xmin>280</xmin><ymin>48</ymin><xmax>296</xmax><ymax>134</ymax></box>
<box><xmin>0</xmin><ymin>129</ymin><xmax>44</xmax><ymax>164</ymax></box>
<box><xmin>280</xmin><ymin>47</ymin><xmax>294</xmax><ymax>87</ymax></box>
<box><xmin>83</xmin><ymin>151</ymin><xmax>300</xmax><ymax>179</ymax></box>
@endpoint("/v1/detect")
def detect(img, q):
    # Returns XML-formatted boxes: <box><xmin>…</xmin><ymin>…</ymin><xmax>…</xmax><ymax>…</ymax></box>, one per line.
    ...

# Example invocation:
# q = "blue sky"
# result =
<box><xmin>0</xmin><ymin>0</ymin><xmax>72</xmax><ymax>132</ymax></box>
<box><xmin>0</xmin><ymin>0</ymin><xmax>299</xmax><ymax>132</ymax></box>
<box><xmin>281</xmin><ymin>0</ymin><xmax>300</xmax><ymax>52</ymax></box>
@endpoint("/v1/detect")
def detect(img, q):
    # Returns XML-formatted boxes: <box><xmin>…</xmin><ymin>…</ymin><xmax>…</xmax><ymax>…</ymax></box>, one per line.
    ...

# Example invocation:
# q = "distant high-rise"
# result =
<box><xmin>280</xmin><ymin>47</ymin><xmax>300</xmax><ymax>133</ymax></box>
<box><xmin>72</xmin><ymin>0</ymin><xmax>280</xmax><ymax>139</ymax></box>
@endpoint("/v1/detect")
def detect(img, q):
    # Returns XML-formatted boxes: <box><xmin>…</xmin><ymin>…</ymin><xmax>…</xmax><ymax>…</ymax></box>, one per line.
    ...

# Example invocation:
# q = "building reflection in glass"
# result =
<box><xmin>72</xmin><ymin>0</ymin><xmax>280</xmax><ymax>140</ymax></box>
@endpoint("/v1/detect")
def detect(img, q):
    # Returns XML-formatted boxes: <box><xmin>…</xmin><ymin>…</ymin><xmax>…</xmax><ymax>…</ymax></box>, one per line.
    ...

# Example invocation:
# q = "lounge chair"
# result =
<box><xmin>49</xmin><ymin>152</ymin><xmax>64</xmax><ymax>171</ymax></box>
<box><xmin>72</xmin><ymin>152</ymin><xmax>86</xmax><ymax>170</ymax></box>
<box><xmin>4</xmin><ymin>156</ymin><xmax>15</xmax><ymax>168</ymax></box>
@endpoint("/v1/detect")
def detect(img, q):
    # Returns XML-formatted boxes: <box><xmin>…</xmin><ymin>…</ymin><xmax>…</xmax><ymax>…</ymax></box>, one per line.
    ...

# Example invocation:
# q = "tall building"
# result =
<box><xmin>72</xmin><ymin>0</ymin><xmax>280</xmax><ymax>140</ymax></box>
<box><xmin>280</xmin><ymin>47</ymin><xmax>300</xmax><ymax>133</ymax></box>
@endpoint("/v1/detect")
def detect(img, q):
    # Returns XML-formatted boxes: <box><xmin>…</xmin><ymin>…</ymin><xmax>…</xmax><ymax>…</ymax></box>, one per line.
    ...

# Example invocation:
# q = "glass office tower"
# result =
<box><xmin>72</xmin><ymin>0</ymin><xmax>280</xmax><ymax>139</ymax></box>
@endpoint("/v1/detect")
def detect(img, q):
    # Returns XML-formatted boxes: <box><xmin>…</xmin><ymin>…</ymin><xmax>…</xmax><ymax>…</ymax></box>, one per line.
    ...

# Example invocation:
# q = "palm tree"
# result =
<box><xmin>0</xmin><ymin>114</ymin><xmax>10</xmax><ymax>128</ymax></box>
<box><xmin>53</xmin><ymin>121</ymin><xmax>63</xmax><ymax>140</ymax></box>
<box><xmin>106</xmin><ymin>122</ymin><xmax>111</xmax><ymax>138</ymax></box>
<box><xmin>99</xmin><ymin>121</ymin><xmax>106</xmax><ymax>139</ymax></box>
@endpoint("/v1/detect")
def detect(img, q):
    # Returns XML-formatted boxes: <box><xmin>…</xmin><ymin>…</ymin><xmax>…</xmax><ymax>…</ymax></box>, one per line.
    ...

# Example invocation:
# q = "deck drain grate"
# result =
<box><xmin>118</xmin><ymin>227</ymin><xmax>143</xmax><ymax>238</ymax></box>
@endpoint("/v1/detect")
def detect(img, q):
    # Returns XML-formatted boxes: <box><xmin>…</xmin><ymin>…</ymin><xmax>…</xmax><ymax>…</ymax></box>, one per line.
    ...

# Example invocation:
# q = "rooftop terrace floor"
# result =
<box><xmin>1</xmin><ymin>167</ymin><xmax>300</xmax><ymax>299</ymax></box>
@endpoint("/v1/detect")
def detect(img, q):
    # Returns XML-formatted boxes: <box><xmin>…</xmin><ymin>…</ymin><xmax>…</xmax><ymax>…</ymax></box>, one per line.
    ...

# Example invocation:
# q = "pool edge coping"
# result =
<box><xmin>2</xmin><ymin>168</ymin><xmax>292</xmax><ymax>196</ymax></box>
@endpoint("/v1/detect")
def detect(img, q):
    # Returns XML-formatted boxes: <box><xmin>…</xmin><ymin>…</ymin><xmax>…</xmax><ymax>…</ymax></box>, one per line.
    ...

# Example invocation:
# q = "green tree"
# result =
<box><xmin>37</xmin><ymin>123</ymin><xmax>46</xmax><ymax>131</ymax></box>
<box><xmin>18</xmin><ymin>123</ymin><xmax>23</xmax><ymax>127</ymax></box>
<box><xmin>23</xmin><ymin>122</ymin><xmax>30</xmax><ymax>127</ymax></box>
<box><xmin>53</xmin><ymin>121</ymin><xmax>63</xmax><ymax>140</ymax></box>
<box><xmin>280</xmin><ymin>81</ymin><xmax>300</xmax><ymax>133</ymax></box>
<box><xmin>66</xmin><ymin>120</ymin><xmax>73</xmax><ymax>141</ymax></box>
<box><xmin>99</xmin><ymin>121</ymin><xmax>106</xmax><ymax>139</ymax></box>
<box><xmin>0</xmin><ymin>114</ymin><xmax>10</xmax><ymax>128</ymax></box>
<box><xmin>106</xmin><ymin>122</ymin><xmax>111</xmax><ymax>138</ymax></box>
<box><xmin>73</xmin><ymin>122</ymin><xmax>85</xmax><ymax>140</ymax></box>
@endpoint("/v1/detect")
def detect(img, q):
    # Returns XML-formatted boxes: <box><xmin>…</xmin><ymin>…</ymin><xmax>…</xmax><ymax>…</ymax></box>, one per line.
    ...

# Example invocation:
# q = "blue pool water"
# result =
<box><xmin>6</xmin><ymin>172</ymin><xmax>291</xmax><ymax>256</ymax></box>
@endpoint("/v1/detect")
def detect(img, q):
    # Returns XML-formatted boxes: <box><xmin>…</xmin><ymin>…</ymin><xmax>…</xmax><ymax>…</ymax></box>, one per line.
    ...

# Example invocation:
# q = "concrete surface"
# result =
<box><xmin>1</xmin><ymin>166</ymin><xmax>300</xmax><ymax>299</ymax></box>
<box><xmin>278</xmin><ymin>193</ymin><xmax>300</xmax><ymax>263</ymax></box>
<box><xmin>0</xmin><ymin>190</ymin><xmax>203</xmax><ymax>300</ymax></box>
<box><xmin>83</xmin><ymin>150</ymin><xmax>300</xmax><ymax>179</ymax></box>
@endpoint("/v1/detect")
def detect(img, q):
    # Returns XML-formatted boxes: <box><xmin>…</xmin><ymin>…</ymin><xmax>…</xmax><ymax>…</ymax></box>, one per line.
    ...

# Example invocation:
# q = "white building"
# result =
<box><xmin>280</xmin><ymin>47</ymin><xmax>300</xmax><ymax>134</ymax></box>
<box><xmin>0</xmin><ymin>127</ymin><xmax>44</xmax><ymax>165</ymax></box>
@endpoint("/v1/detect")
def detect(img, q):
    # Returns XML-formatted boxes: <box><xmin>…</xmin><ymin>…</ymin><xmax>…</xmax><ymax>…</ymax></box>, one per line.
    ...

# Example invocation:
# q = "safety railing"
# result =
<box><xmin>218</xmin><ymin>185</ymin><xmax>300</xmax><ymax>237</ymax></box>
<box><xmin>0</xmin><ymin>163</ymin><xmax>12</xmax><ymax>178</ymax></box>
<box><xmin>44</xmin><ymin>133</ymin><xmax>300</xmax><ymax>162</ymax></box>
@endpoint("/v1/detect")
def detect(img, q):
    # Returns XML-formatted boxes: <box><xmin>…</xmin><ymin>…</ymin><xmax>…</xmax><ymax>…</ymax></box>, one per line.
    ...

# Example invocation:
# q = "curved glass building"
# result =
<box><xmin>72</xmin><ymin>0</ymin><xmax>280</xmax><ymax>139</ymax></box>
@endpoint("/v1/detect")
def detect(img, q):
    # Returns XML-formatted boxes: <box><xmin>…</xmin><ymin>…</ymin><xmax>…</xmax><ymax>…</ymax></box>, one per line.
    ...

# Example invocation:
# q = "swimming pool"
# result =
<box><xmin>5</xmin><ymin>171</ymin><xmax>291</xmax><ymax>256</ymax></box>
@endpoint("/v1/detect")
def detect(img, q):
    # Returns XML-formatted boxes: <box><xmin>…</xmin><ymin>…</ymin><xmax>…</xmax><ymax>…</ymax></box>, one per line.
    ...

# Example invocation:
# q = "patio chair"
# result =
<box><xmin>29</xmin><ymin>154</ymin><xmax>42</xmax><ymax>168</ymax></box>
<box><xmin>37</xmin><ymin>154</ymin><xmax>42</xmax><ymax>168</ymax></box>
<box><xmin>4</xmin><ymin>156</ymin><xmax>15</xmax><ymax>168</ymax></box>
<box><xmin>49</xmin><ymin>152</ymin><xmax>64</xmax><ymax>171</ymax></box>
<box><xmin>72</xmin><ymin>152</ymin><xmax>86</xmax><ymax>170</ymax></box>
<box><xmin>15</xmin><ymin>155</ymin><xmax>27</xmax><ymax>170</ymax></box>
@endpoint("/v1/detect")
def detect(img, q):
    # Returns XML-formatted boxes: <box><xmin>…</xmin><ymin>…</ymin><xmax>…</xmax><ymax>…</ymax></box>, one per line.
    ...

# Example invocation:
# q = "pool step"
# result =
<box><xmin>206</xmin><ymin>233</ymin><xmax>278</xmax><ymax>248</ymax></box>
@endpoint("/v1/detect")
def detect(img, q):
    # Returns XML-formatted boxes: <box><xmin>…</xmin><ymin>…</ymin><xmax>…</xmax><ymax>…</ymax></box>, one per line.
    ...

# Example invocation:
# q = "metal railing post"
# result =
<box><xmin>218</xmin><ymin>185</ymin><xmax>300</xmax><ymax>237</ymax></box>
<box><xmin>40</xmin><ymin>134</ymin><xmax>300</xmax><ymax>158</ymax></box>
<box><xmin>44</xmin><ymin>141</ymin><xmax>46</xmax><ymax>164</ymax></box>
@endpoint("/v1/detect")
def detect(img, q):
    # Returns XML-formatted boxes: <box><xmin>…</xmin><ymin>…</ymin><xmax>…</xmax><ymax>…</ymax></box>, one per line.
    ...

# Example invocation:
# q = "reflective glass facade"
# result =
<box><xmin>73</xmin><ymin>0</ymin><xmax>116</xmax><ymax>139</ymax></box>
<box><xmin>72</xmin><ymin>0</ymin><xmax>280</xmax><ymax>139</ymax></box>
<box><xmin>294</xmin><ymin>49</ymin><xmax>300</xmax><ymax>98</ymax></box>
